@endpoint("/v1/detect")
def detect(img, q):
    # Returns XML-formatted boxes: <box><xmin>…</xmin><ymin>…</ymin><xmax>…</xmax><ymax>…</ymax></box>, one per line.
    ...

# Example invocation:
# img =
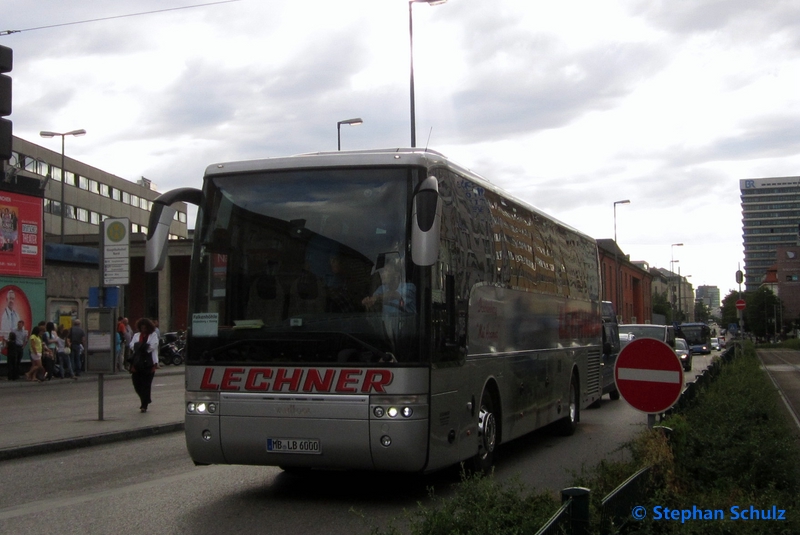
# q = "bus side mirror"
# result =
<box><xmin>145</xmin><ymin>187</ymin><xmax>203</xmax><ymax>272</ymax></box>
<box><xmin>411</xmin><ymin>176</ymin><xmax>441</xmax><ymax>267</ymax></box>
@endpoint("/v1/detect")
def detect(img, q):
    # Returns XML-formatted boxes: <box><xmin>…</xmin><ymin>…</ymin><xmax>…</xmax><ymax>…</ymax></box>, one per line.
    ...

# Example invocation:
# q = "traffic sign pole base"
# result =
<box><xmin>647</xmin><ymin>413</ymin><xmax>656</xmax><ymax>429</ymax></box>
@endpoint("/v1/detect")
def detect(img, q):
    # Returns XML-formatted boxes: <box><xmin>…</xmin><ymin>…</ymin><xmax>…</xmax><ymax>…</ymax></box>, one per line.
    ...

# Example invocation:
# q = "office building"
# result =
<box><xmin>740</xmin><ymin>177</ymin><xmax>800</xmax><ymax>292</ymax></box>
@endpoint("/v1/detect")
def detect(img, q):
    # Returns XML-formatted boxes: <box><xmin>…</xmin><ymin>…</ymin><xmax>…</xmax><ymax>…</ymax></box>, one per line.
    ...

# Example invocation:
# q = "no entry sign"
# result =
<box><xmin>614</xmin><ymin>338</ymin><xmax>684</xmax><ymax>413</ymax></box>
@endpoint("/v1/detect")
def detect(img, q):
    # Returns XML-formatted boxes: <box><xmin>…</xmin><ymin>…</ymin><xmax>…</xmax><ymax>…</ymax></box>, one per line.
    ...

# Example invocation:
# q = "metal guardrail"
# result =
<box><xmin>600</xmin><ymin>466</ymin><xmax>651</xmax><ymax>534</ymax></box>
<box><xmin>535</xmin><ymin>487</ymin><xmax>590</xmax><ymax>535</ymax></box>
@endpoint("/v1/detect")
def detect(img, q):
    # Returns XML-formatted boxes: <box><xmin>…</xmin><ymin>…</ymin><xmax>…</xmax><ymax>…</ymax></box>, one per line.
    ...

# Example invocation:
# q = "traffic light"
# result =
<box><xmin>0</xmin><ymin>45</ymin><xmax>12</xmax><ymax>162</ymax></box>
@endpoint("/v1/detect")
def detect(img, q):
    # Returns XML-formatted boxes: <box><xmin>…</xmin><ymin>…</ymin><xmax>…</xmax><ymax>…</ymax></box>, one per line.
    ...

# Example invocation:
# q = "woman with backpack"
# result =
<box><xmin>56</xmin><ymin>328</ymin><xmax>75</xmax><ymax>379</ymax></box>
<box><xmin>129</xmin><ymin>318</ymin><xmax>159</xmax><ymax>412</ymax></box>
<box><xmin>43</xmin><ymin>322</ymin><xmax>59</xmax><ymax>380</ymax></box>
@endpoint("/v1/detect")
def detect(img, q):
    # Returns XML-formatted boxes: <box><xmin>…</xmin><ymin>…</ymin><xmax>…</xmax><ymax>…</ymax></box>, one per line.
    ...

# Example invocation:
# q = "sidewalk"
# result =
<box><xmin>0</xmin><ymin>366</ymin><xmax>186</xmax><ymax>461</ymax></box>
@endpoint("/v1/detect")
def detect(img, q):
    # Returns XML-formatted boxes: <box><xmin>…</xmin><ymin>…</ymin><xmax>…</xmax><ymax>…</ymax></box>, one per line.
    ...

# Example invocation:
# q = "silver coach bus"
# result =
<box><xmin>146</xmin><ymin>148</ymin><xmax>603</xmax><ymax>473</ymax></box>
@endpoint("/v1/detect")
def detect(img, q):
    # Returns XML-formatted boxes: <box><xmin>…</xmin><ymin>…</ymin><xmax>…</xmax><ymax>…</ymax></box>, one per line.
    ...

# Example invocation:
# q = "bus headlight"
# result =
<box><xmin>187</xmin><ymin>402</ymin><xmax>217</xmax><ymax>414</ymax></box>
<box><xmin>371</xmin><ymin>395</ymin><xmax>424</xmax><ymax>419</ymax></box>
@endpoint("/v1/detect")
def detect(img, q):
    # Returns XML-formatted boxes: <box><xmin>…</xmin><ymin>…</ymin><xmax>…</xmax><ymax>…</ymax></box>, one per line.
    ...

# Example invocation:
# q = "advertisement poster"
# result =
<box><xmin>0</xmin><ymin>277</ymin><xmax>46</xmax><ymax>363</ymax></box>
<box><xmin>0</xmin><ymin>191</ymin><xmax>44</xmax><ymax>278</ymax></box>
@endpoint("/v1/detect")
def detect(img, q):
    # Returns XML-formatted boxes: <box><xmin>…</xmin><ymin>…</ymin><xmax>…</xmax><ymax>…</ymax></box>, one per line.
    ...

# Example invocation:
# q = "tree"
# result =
<box><xmin>720</xmin><ymin>290</ymin><xmax>741</xmax><ymax>328</ymax></box>
<box><xmin>652</xmin><ymin>290</ymin><xmax>672</xmax><ymax>323</ymax></box>
<box><xmin>694</xmin><ymin>300</ymin><xmax>711</xmax><ymax>323</ymax></box>
<box><xmin>744</xmin><ymin>287</ymin><xmax>783</xmax><ymax>339</ymax></box>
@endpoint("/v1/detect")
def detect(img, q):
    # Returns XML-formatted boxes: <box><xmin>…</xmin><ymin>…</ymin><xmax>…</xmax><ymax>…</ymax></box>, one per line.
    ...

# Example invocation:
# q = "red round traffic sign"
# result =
<box><xmin>735</xmin><ymin>299</ymin><xmax>746</xmax><ymax>311</ymax></box>
<box><xmin>614</xmin><ymin>338</ymin><xmax>684</xmax><ymax>413</ymax></box>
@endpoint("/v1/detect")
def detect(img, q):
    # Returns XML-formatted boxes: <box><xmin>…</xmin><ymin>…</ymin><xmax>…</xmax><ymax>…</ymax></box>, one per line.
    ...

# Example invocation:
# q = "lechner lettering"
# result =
<box><xmin>199</xmin><ymin>367</ymin><xmax>394</xmax><ymax>393</ymax></box>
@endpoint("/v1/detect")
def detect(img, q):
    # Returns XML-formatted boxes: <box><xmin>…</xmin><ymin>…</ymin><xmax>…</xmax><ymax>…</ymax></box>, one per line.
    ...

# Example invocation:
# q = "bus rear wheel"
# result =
<box><xmin>468</xmin><ymin>389</ymin><xmax>498</xmax><ymax>475</ymax></box>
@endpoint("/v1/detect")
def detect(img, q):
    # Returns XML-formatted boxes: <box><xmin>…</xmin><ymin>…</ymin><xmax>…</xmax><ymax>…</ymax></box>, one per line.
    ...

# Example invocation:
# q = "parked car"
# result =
<box><xmin>718</xmin><ymin>337</ymin><xmax>727</xmax><ymax>349</ymax></box>
<box><xmin>710</xmin><ymin>337</ymin><xmax>721</xmax><ymax>351</ymax></box>
<box><xmin>675</xmin><ymin>338</ymin><xmax>693</xmax><ymax>371</ymax></box>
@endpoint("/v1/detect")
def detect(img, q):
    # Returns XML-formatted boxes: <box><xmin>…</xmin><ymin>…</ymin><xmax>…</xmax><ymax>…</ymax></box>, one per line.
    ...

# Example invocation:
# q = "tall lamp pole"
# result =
<box><xmin>40</xmin><ymin>129</ymin><xmax>86</xmax><ymax>242</ymax></box>
<box><xmin>612</xmin><ymin>200</ymin><xmax>630</xmax><ymax>317</ymax></box>
<box><xmin>670</xmin><ymin>243</ymin><xmax>683</xmax><ymax>321</ymax></box>
<box><xmin>337</xmin><ymin>118</ymin><xmax>363</xmax><ymax>151</ymax></box>
<box><xmin>613</xmin><ymin>199</ymin><xmax>630</xmax><ymax>243</ymax></box>
<box><xmin>409</xmin><ymin>0</ymin><xmax>447</xmax><ymax>148</ymax></box>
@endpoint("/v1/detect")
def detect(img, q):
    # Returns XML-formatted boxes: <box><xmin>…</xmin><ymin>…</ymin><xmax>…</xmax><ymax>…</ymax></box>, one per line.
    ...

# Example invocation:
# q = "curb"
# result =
<box><xmin>0</xmin><ymin>367</ymin><xmax>185</xmax><ymax>388</ymax></box>
<box><xmin>0</xmin><ymin>422</ymin><xmax>185</xmax><ymax>462</ymax></box>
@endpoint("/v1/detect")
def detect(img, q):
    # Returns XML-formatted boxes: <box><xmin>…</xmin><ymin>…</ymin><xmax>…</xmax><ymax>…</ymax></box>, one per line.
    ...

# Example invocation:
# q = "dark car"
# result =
<box><xmin>675</xmin><ymin>337</ymin><xmax>693</xmax><ymax>372</ymax></box>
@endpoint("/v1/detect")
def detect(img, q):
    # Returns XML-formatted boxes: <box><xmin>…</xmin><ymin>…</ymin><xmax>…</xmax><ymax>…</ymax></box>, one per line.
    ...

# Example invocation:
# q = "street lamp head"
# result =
<box><xmin>411</xmin><ymin>0</ymin><xmax>448</xmax><ymax>5</ymax></box>
<box><xmin>614</xmin><ymin>199</ymin><xmax>631</xmax><ymax>205</ymax></box>
<box><xmin>672</xmin><ymin>243</ymin><xmax>684</xmax><ymax>247</ymax></box>
<box><xmin>337</xmin><ymin>118</ymin><xmax>363</xmax><ymax>127</ymax></box>
<box><xmin>40</xmin><ymin>129</ymin><xmax>87</xmax><ymax>138</ymax></box>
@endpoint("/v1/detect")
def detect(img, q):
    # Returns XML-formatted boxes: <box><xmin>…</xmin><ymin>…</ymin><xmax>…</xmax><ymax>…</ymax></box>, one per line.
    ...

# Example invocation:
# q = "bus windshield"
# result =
<box><xmin>676</xmin><ymin>324</ymin><xmax>709</xmax><ymax>346</ymax></box>
<box><xmin>187</xmin><ymin>167</ymin><xmax>422</xmax><ymax>365</ymax></box>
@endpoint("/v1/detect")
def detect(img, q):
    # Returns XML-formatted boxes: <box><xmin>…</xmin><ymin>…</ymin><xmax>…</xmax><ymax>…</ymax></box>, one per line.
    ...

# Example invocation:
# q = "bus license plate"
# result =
<box><xmin>266</xmin><ymin>438</ymin><xmax>321</xmax><ymax>454</ymax></box>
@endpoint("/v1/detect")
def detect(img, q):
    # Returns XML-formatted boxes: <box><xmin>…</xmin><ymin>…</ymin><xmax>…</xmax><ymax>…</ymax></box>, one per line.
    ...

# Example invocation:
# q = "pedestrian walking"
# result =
<box><xmin>24</xmin><ymin>326</ymin><xmax>45</xmax><ymax>382</ymax></box>
<box><xmin>129</xmin><ymin>318</ymin><xmax>159</xmax><ymax>412</ymax></box>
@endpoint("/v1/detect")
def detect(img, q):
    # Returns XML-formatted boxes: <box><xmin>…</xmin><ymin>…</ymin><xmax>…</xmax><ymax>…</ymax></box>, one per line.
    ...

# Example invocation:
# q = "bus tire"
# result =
<box><xmin>556</xmin><ymin>375</ymin><xmax>579</xmax><ymax>436</ymax></box>
<box><xmin>609</xmin><ymin>388</ymin><xmax>620</xmax><ymax>401</ymax></box>
<box><xmin>468</xmin><ymin>389</ymin><xmax>498</xmax><ymax>475</ymax></box>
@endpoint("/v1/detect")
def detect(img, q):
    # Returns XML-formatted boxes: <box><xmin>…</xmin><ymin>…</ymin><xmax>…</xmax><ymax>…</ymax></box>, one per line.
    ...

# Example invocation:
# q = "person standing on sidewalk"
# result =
<box><xmin>24</xmin><ymin>326</ymin><xmax>45</xmax><ymax>382</ymax></box>
<box><xmin>6</xmin><ymin>320</ymin><xmax>27</xmax><ymax>381</ymax></box>
<box><xmin>122</xmin><ymin>317</ymin><xmax>133</xmax><ymax>367</ymax></box>
<box><xmin>68</xmin><ymin>319</ymin><xmax>86</xmax><ymax>377</ymax></box>
<box><xmin>56</xmin><ymin>328</ymin><xmax>76</xmax><ymax>379</ymax></box>
<box><xmin>129</xmin><ymin>318</ymin><xmax>159</xmax><ymax>412</ymax></box>
<box><xmin>42</xmin><ymin>322</ymin><xmax>59</xmax><ymax>380</ymax></box>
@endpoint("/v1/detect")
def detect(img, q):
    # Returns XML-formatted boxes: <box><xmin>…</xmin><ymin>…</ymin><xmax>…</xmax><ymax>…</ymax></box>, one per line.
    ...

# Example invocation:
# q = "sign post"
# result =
<box><xmin>614</xmin><ymin>338</ymin><xmax>684</xmax><ymax>427</ymax></box>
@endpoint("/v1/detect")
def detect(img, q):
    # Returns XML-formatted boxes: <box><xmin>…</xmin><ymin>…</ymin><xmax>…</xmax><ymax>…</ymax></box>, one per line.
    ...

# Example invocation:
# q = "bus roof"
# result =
<box><xmin>203</xmin><ymin>148</ymin><xmax>590</xmax><ymax>242</ymax></box>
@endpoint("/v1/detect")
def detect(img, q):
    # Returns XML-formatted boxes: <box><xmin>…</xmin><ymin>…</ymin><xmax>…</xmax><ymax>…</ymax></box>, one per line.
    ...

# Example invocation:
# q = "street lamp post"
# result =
<box><xmin>40</xmin><ymin>129</ymin><xmax>86</xmax><ymax>242</ymax></box>
<box><xmin>612</xmin><ymin>200</ymin><xmax>630</xmax><ymax>317</ymax></box>
<box><xmin>408</xmin><ymin>0</ymin><xmax>447</xmax><ymax>148</ymax></box>
<box><xmin>670</xmin><ymin>243</ymin><xmax>683</xmax><ymax>322</ymax></box>
<box><xmin>337</xmin><ymin>118</ymin><xmax>363</xmax><ymax>151</ymax></box>
<box><xmin>613</xmin><ymin>199</ymin><xmax>630</xmax><ymax>243</ymax></box>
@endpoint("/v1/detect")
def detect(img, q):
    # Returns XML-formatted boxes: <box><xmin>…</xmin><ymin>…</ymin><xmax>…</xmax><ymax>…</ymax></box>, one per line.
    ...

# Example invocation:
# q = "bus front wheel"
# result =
<box><xmin>468</xmin><ymin>389</ymin><xmax>498</xmax><ymax>475</ymax></box>
<box><xmin>556</xmin><ymin>375</ymin><xmax>579</xmax><ymax>436</ymax></box>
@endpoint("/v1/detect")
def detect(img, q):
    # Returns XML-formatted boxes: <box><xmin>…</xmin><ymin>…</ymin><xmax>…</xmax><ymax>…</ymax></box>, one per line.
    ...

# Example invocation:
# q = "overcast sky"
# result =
<box><xmin>4</xmin><ymin>0</ymin><xmax>800</xmax><ymax>298</ymax></box>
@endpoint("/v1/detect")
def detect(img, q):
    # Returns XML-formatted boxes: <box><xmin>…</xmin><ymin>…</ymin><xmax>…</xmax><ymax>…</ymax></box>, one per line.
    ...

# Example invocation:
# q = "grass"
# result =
<box><xmin>369</xmin><ymin>341</ymin><xmax>800</xmax><ymax>534</ymax></box>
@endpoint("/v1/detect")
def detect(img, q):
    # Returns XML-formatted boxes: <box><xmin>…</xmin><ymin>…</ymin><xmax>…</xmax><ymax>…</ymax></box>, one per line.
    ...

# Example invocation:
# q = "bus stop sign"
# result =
<box><xmin>614</xmin><ymin>338</ymin><xmax>684</xmax><ymax>413</ymax></box>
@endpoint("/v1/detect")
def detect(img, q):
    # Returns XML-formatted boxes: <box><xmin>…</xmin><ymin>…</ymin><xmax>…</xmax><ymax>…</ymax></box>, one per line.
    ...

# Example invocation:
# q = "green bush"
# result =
<box><xmin>369</xmin><ymin>472</ymin><xmax>560</xmax><ymax>535</ymax></box>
